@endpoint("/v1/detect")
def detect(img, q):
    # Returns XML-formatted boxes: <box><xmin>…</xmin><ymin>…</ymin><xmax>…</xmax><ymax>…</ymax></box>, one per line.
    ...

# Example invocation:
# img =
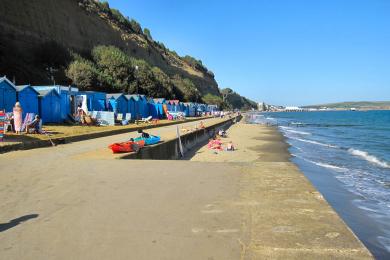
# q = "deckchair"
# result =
<box><xmin>136</xmin><ymin>116</ymin><xmax>152</xmax><ymax>124</ymax></box>
<box><xmin>21</xmin><ymin>113</ymin><xmax>35</xmax><ymax>132</ymax></box>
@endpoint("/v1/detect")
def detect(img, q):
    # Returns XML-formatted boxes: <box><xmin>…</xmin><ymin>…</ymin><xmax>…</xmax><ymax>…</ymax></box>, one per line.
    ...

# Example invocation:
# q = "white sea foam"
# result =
<box><xmin>348</xmin><ymin>148</ymin><xmax>390</xmax><ymax>169</ymax></box>
<box><xmin>279</xmin><ymin>126</ymin><xmax>311</xmax><ymax>135</ymax></box>
<box><xmin>313</xmin><ymin>162</ymin><xmax>349</xmax><ymax>172</ymax></box>
<box><xmin>294</xmin><ymin>155</ymin><xmax>348</xmax><ymax>172</ymax></box>
<box><xmin>288</xmin><ymin>136</ymin><xmax>339</xmax><ymax>148</ymax></box>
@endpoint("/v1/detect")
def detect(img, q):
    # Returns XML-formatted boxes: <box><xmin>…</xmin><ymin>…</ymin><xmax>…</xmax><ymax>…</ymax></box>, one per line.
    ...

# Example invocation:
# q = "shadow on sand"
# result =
<box><xmin>0</xmin><ymin>214</ymin><xmax>39</xmax><ymax>232</ymax></box>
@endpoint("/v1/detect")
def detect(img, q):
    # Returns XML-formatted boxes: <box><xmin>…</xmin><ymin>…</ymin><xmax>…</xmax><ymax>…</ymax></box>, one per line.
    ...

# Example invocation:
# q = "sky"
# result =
<box><xmin>107</xmin><ymin>0</ymin><xmax>390</xmax><ymax>106</ymax></box>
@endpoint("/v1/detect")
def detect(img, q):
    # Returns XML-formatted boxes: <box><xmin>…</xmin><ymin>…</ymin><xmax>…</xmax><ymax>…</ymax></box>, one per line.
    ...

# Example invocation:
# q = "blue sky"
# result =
<box><xmin>107</xmin><ymin>0</ymin><xmax>390</xmax><ymax>106</ymax></box>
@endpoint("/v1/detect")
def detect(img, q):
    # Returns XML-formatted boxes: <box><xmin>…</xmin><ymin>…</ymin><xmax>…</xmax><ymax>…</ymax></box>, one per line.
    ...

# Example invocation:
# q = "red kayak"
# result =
<box><xmin>108</xmin><ymin>140</ymin><xmax>145</xmax><ymax>153</ymax></box>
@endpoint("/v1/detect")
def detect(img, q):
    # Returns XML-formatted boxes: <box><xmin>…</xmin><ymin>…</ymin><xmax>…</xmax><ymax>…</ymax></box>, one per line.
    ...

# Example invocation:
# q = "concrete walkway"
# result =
<box><xmin>0</xmin><ymin>119</ymin><xmax>372</xmax><ymax>259</ymax></box>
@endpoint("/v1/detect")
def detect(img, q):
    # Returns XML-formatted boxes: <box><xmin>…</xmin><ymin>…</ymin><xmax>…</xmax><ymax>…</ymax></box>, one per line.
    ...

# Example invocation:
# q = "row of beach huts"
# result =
<box><xmin>0</xmin><ymin>77</ymin><xmax>219</xmax><ymax>123</ymax></box>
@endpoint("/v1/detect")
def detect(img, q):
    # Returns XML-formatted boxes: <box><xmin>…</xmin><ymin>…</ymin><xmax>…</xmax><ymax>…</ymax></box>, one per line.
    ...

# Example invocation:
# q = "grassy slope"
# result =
<box><xmin>303</xmin><ymin>101</ymin><xmax>390</xmax><ymax>109</ymax></box>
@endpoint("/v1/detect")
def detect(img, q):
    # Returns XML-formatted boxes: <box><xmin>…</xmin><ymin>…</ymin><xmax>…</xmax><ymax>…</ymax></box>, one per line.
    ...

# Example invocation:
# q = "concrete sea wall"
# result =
<box><xmin>120</xmin><ymin>116</ymin><xmax>241</xmax><ymax>160</ymax></box>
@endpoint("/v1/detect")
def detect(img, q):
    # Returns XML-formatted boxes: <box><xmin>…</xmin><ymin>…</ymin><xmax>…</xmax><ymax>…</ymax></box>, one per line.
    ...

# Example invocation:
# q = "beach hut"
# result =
<box><xmin>208</xmin><ymin>104</ymin><xmax>219</xmax><ymax>113</ymax></box>
<box><xmin>124</xmin><ymin>95</ymin><xmax>137</xmax><ymax>120</ymax></box>
<box><xmin>147</xmin><ymin>98</ymin><xmax>159</xmax><ymax>119</ymax></box>
<box><xmin>153</xmin><ymin>98</ymin><xmax>166</xmax><ymax>119</ymax></box>
<box><xmin>138</xmin><ymin>95</ymin><xmax>150</xmax><ymax>118</ymax></box>
<box><xmin>33</xmin><ymin>85</ymin><xmax>79</xmax><ymax>121</ymax></box>
<box><xmin>0</xmin><ymin>77</ymin><xmax>17</xmax><ymax>112</ymax></box>
<box><xmin>15</xmin><ymin>85</ymin><xmax>39</xmax><ymax>118</ymax></box>
<box><xmin>167</xmin><ymin>100</ymin><xmax>181</xmax><ymax>113</ymax></box>
<box><xmin>106</xmin><ymin>94</ymin><xmax>128</xmax><ymax>115</ymax></box>
<box><xmin>126</xmin><ymin>94</ymin><xmax>150</xmax><ymax>119</ymax></box>
<box><xmin>197</xmin><ymin>103</ymin><xmax>207</xmax><ymax>114</ymax></box>
<box><xmin>183</xmin><ymin>102</ymin><xmax>196</xmax><ymax>117</ymax></box>
<box><xmin>78</xmin><ymin>91</ymin><xmax>106</xmax><ymax>111</ymax></box>
<box><xmin>37</xmin><ymin>89</ymin><xmax>61</xmax><ymax>123</ymax></box>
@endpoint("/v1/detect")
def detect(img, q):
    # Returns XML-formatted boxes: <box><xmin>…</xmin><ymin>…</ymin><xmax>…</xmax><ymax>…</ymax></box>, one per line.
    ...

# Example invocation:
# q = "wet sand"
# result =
<box><xmin>0</xmin><ymin>119</ymin><xmax>372</xmax><ymax>259</ymax></box>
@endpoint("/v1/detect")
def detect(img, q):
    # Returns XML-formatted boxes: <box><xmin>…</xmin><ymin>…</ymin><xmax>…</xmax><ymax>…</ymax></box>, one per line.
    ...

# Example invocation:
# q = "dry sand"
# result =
<box><xmin>0</xmin><ymin>119</ymin><xmax>372</xmax><ymax>259</ymax></box>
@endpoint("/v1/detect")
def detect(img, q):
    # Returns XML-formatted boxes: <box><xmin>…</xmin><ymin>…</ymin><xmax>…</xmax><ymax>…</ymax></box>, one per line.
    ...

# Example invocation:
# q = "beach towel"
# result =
<box><xmin>0</xmin><ymin>111</ymin><xmax>5</xmax><ymax>141</ymax></box>
<box><xmin>13</xmin><ymin>107</ymin><xmax>23</xmax><ymax>132</ymax></box>
<box><xmin>21</xmin><ymin>113</ymin><xmax>35</xmax><ymax>132</ymax></box>
<box><xmin>96</xmin><ymin>111</ymin><xmax>115</xmax><ymax>126</ymax></box>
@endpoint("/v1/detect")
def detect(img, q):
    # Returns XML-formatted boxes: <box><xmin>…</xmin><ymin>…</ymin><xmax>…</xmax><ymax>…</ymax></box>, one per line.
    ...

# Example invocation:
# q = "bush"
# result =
<box><xmin>92</xmin><ymin>45</ymin><xmax>133</xmax><ymax>91</ymax></box>
<box><xmin>66</xmin><ymin>59</ymin><xmax>98</xmax><ymax>90</ymax></box>
<box><xmin>129</xmin><ymin>19</ymin><xmax>142</xmax><ymax>34</ymax></box>
<box><xmin>143</xmin><ymin>28</ymin><xmax>153</xmax><ymax>41</ymax></box>
<box><xmin>110</xmin><ymin>8</ymin><xmax>127</xmax><ymax>24</ymax></box>
<box><xmin>172</xmin><ymin>75</ymin><xmax>201</xmax><ymax>102</ymax></box>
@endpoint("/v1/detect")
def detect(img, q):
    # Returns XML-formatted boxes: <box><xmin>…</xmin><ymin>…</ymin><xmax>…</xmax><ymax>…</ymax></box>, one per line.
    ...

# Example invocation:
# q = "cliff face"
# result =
<box><xmin>0</xmin><ymin>0</ymin><xmax>219</xmax><ymax>95</ymax></box>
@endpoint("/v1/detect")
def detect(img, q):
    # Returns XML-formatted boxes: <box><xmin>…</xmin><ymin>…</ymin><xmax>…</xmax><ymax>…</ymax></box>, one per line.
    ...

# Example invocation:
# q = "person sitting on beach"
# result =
<box><xmin>218</xmin><ymin>129</ymin><xmax>227</xmax><ymax>138</ymax></box>
<box><xmin>138</xmin><ymin>129</ymin><xmax>150</xmax><ymax>138</ymax></box>
<box><xmin>226</xmin><ymin>141</ymin><xmax>235</xmax><ymax>151</ymax></box>
<box><xmin>199</xmin><ymin>121</ymin><xmax>205</xmax><ymax>129</ymax></box>
<box><xmin>26</xmin><ymin>115</ymin><xmax>41</xmax><ymax>134</ymax></box>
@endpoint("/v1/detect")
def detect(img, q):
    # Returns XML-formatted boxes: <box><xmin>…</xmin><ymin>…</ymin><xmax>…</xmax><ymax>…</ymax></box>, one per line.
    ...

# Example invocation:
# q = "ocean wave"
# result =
<box><xmin>279</xmin><ymin>126</ymin><xmax>311</xmax><ymax>135</ymax></box>
<box><xmin>288</xmin><ymin>136</ymin><xmax>339</xmax><ymax>148</ymax></box>
<box><xmin>348</xmin><ymin>148</ymin><xmax>390</xmax><ymax>169</ymax></box>
<box><xmin>294</xmin><ymin>155</ymin><xmax>348</xmax><ymax>172</ymax></box>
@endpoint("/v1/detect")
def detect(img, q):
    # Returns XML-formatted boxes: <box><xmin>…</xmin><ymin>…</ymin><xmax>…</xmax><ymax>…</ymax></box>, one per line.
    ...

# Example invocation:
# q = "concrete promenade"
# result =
<box><xmin>0</xmin><ymin>118</ymin><xmax>372</xmax><ymax>259</ymax></box>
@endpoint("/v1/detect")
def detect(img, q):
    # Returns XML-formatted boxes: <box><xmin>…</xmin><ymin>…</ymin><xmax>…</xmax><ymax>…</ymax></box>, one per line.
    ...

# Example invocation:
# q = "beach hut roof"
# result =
<box><xmin>153</xmin><ymin>98</ymin><xmax>166</xmax><ymax>104</ymax></box>
<box><xmin>167</xmin><ymin>100</ymin><xmax>180</xmax><ymax>105</ymax></box>
<box><xmin>0</xmin><ymin>76</ymin><xmax>16</xmax><ymax>90</ymax></box>
<box><xmin>106</xmin><ymin>93</ymin><xmax>127</xmax><ymax>100</ymax></box>
<box><xmin>32</xmin><ymin>85</ymin><xmax>79</xmax><ymax>91</ymax></box>
<box><xmin>15</xmin><ymin>85</ymin><xmax>40</xmax><ymax>94</ymax></box>
<box><xmin>124</xmin><ymin>95</ymin><xmax>136</xmax><ymax>101</ymax></box>
<box><xmin>127</xmin><ymin>94</ymin><xmax>148</xmax><ymax>101</ymax></box>
<box><xmin>127</xmin><ymin>94</ymin><xmax>141</xmax><ymax>101</ymax></box>
<box><xmin>36</xmin><ymin>88</ymin><xmax>60</xmax><ymax>97</ymax></box>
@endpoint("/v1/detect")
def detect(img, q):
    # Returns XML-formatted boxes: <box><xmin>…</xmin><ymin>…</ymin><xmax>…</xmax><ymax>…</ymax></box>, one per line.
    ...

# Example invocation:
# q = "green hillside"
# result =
<box><xmin>303</xmin><ymin>101</ymin><xmax>390</xmax><ymax>109</ymax></box>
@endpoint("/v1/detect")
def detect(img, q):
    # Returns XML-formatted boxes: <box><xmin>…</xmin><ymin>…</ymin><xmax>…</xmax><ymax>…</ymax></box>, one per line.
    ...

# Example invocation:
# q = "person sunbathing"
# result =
<box><xmin>26</xmin><ymin>115</ymin><xmax>41</xmax><ymax>134</ymax></box>
<box><xmin>138</xmin><ymin>129</ymin><xmax>150</xmax><ymax>138</ymax></box>
<box><xmin>207</xmin><ymin>136</ymin><xmax>222</xmax><ymax>150</ymax></box>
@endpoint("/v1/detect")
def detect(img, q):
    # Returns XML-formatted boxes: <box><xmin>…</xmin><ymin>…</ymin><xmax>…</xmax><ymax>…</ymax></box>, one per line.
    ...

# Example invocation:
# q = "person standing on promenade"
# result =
<box><xmin>13</xmin><ymin>102</ymin><xmax>23</xmax><ymax>134</ymax></box>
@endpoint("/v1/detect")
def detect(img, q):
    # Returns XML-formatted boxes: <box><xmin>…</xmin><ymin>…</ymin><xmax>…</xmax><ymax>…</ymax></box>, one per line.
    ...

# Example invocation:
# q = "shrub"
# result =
<box><xmin>66</xmin><ymin>59</ymin><xmax>98</xmax><ymax>90</ymax></box>
<box><xmin>92</xmin><ymin>45</ymin><xmax>133</xmax><ymax>91</ymax></box>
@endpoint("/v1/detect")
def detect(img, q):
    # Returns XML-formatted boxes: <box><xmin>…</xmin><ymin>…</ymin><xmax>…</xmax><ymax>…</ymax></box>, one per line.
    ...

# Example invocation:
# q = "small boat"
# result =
<box><xmin>108</xmin><ymin>140</ymin><xmax>145</xmax><ymax>153</ymax></box>
<box><xmin>133</xmin><ymin>135</ymin><xmax>161</xmax><ymax>145</ymax></box>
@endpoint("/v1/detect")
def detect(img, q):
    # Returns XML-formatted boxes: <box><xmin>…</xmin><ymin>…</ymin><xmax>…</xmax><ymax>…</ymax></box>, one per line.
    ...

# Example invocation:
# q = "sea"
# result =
<box><xmin>249</xmin><ymin>110</ymin><xmax>390</xmax><ymax>259</ymax></box>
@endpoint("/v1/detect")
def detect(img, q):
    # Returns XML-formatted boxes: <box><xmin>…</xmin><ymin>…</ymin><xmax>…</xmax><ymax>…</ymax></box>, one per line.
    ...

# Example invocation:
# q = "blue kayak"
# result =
<box><xmin>134</xmin><ymin>135</ymin><xmax>161</xmax><ymax>145</ymax></box>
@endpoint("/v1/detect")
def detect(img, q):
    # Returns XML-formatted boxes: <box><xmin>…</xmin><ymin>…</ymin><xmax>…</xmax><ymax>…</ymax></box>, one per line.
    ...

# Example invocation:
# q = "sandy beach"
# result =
<box><xmin>0</xmin><ymin>118</ymin><xmax>372</xmax><ymax>259</ymax></box>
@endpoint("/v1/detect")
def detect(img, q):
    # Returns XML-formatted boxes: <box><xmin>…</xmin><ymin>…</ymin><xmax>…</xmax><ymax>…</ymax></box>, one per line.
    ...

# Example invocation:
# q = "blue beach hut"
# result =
<box><xmin>153</xmin><ymin>98</ymin><xmax>166</xmax><ymax>119</ymax></box>
<box><xmin>78</xmin><ymin>91</ymin><xmax>106</xmax><ymax>111</ymax></box>
<box><xmin>125</xmin><ymin>95</ymin><xmax>137</xmax><ymax>120</ymax></box>
<box><xmin>15</xmin><ymin>85</ymin><xmax>39</xmax><ymax>118</ymax></box>
<box><xmin>138</xmin><ymin>95</ymin><xmax>150</xmax><ymax>118</ymax></box>
<box><xmin>184</xmin><ymin>102</ymin><xmax>196</xmax><ymax>117</ymax></box>
<box><xmin>147</xmin><ymin>98</ymin><xmax>159</xmax><ymax>119</ymax></box>
<box><xmin>37</xmin><ymin>89</ymin><xmax>61</xmax><ymax>123</ymax></box>
<box><xmin>33</xmin><ymin>85</ymin><xmax>79</xmax><ymax>121</ymax></box>
<box><xmin>106</xmin><ymin>94</ymin><xmax>128</xmax><ymax>114</ymax></box>
<box><xmin>0</xmin><ymin>77</ymin><xmax>17</xmax><ymax>112</ymax></box>
<box><xmin>127</xmin><ymin>94</ymin><xmax>150</xmax><ymax>119</ymax></box>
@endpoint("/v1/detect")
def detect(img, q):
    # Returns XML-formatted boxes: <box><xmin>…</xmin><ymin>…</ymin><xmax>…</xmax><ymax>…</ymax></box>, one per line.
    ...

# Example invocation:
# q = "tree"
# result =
<box><xmin>202</xmin><ymin>93</ymin><xmax>223</xmax><ymax>106</ymax></box>
<box><xmin>92</xmin><ymin>45</ymin><xmax>133</xmax><ymax>92</ymax></box>
<box><xmin>172</xmin><ymin>75</ymin><xmax>201</xmax><ymax>102</ymax></box>
<box><xmin>143</xmin><ymin>28</ymin><xmax>153</xmax><ymax>41</ymax></box>
<box><xmin>66</xmin><ymin>59</ymin><xmax>98</xmax><ymax>90</ymax></box>
<box><xmin>129</xmin><ymin>19</ymin><xmax>142</xmax><ymax>34</ymax></box>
